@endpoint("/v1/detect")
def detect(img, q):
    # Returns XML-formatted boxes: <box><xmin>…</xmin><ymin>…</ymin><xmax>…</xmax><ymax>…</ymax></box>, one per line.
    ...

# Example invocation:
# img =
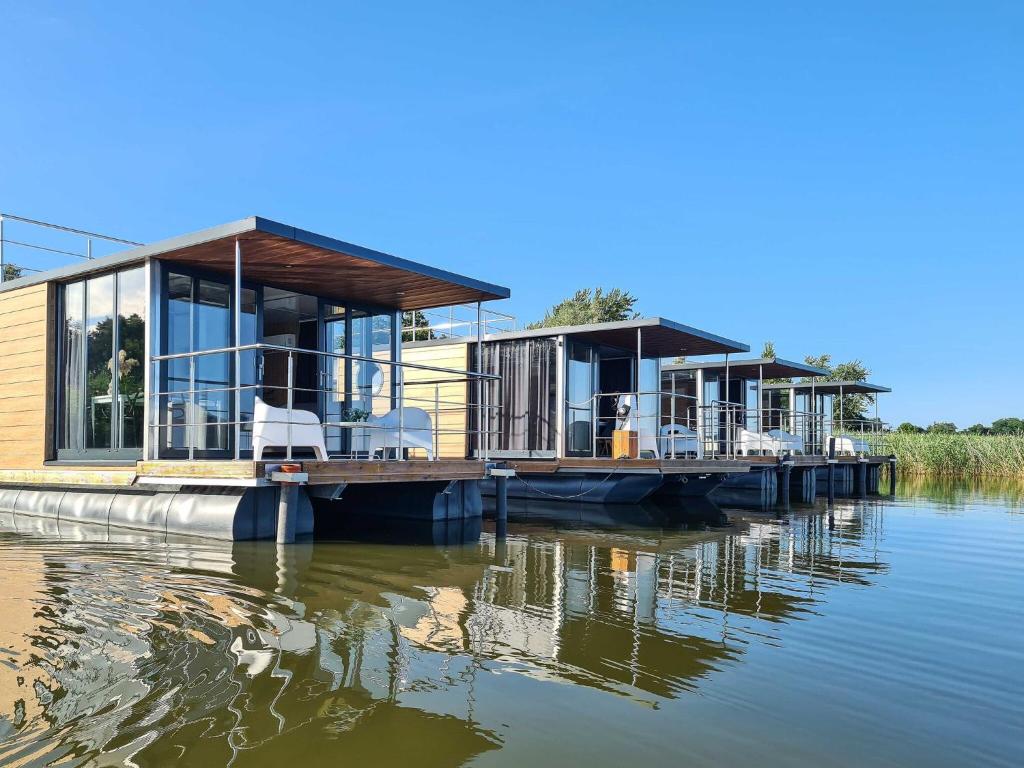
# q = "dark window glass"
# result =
<box><xmin>116</xmin><ymin>268</ymin><xmax>146</xmax><ymax>450</ymax></box>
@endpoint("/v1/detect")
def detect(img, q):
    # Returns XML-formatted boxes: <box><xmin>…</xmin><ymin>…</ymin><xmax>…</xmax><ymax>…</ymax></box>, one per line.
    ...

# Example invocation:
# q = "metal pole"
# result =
<box><xmin>758</xmin><ymin>363</ymin><xmax>763</xmax><ymax>436</ymax></box>
<box><xmin>286</xmin><ymin>351</ymin><xmax>294</xmax><ymax>460</ymax></box>
<box><xmin>234</xmin><ymin>239</ymin><xmax>242</xmax><ymax>460</ymax></box>
<box><xmin>86</xmin><ymin>238</ymin><xmax>92</xmax><ymax>260</ymax></box>
<box><xmin>398</xmin><ymin>363</ymin><xmax>405</xmax><ymax>460</ymax></box>
<box><xmin>188</xmin><ymin>356</ymin><xmax>196</xmax><ymax>461</ymax></box>
<box><xmin>724</xmin><ymin>353</ymin><xmax>731</xmax><ymax>458</ymax></box>
<box><xmin>277</xmin><ymin>483</ymin><xmax>298</xmax><ymax>544</ymax></box>
<box><xmin>476</xmin><ymin>301</ymin><xmax>483</xmax><ymax>460</ymax></box>
<box><xmin>434</xmin><ymin>384</ymin><xmax>440</xmax><ymax>460</ymax></box>
<box><xmin>670</xmin><ymin>374</ymin><xmax>676</xmax><ymax>459</ymax></box>
<box><xmin>0</xmin><ymin>214</ymin><xmax>5</xmax><ymax>284</ymax></box>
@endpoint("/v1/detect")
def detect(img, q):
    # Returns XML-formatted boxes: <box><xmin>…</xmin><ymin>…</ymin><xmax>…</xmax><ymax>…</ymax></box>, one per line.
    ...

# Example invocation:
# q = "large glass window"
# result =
<box><xmin>351</xmin><ymin>311</ymin><xmax>393</xmax><ymax>416</ymax></box>
<box><xmin>565</xmin><ymin>343</ymin><xmax>595</xmax><ymax>456</ymax></box>
<box><xmin>59</xmin><ymin>266</ymin><xmax>146</xmax><ymax>459</ymax></box>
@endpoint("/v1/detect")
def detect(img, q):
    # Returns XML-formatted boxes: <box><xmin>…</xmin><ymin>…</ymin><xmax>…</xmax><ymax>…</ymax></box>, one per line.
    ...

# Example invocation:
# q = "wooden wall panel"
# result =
<box><xmin>0</xmin><ymin>284</ymin><xmax>52</xmax><ymax>470</ymax></box>
<box><xmin>401</xmin><ymin>342</ymin><xmax>471</xmax><ymax>459</ymax></box>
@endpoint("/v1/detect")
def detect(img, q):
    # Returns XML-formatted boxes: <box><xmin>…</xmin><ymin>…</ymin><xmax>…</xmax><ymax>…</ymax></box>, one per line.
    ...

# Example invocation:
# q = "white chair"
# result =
<box><xmin>767</xmin><ymin>429</ymin><xmax>805</xmax><ymax>455</ymax></box>
<box><xmin>364</xmin><ymin>407</ymin><xmax>435</xmax><ymax>460</ymax></box>
<box><xmin>736</xmin><ymin>428</ymin><xmax>779</xmax><ymax>456</ymax></box>
<box><xmin>660</xmin><ymin>424</ymin><xmax>702</xmax><ymax>458</ymax></box>
<box><xmin>252</xmin><ymin>396</ymin><xmax>328</xmax><ymax>461</ymax></box>
<box><xmin>829</xmin><ymin>435</ymin><xmax>868</xmax><ymax>456</ymax></box>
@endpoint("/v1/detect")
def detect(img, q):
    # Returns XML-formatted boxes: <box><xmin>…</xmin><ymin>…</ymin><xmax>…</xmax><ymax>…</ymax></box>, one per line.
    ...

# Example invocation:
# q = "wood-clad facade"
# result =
<box><xmin>0</xmin><ymin>282</ymin><xmax>54</xmax><ymax>471</ymax></box>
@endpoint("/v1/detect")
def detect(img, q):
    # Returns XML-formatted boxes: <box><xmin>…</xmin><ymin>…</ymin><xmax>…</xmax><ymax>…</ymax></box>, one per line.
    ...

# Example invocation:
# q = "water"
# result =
<box><xmin>1</xmin><ymin>484</ymin><xmax>1022</xmax><ymax>767</ymax></box>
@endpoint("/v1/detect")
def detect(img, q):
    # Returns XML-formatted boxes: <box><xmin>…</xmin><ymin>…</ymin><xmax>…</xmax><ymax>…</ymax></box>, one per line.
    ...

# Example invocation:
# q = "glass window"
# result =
<box><xmin>116</xmin><ymin>268</ymin><xmax>146</xmax><ymax>450</ymax></box>
<box><xmin>85</xmin><ymin>274</ymin><xmax>115</xmax><ymax>450</ymax></box>
<box><xmin>58</xmin><ymin>267</ymin><xmax>146</xmax><ymax>458</ymax></box>
<box><xmin>59</xmin><ymin>282</ymin><xmax>85</xmax><ymax>450</ymax></box>
<box><xmin>351</xmin><ymin>311</ymin><xmax>394</xmax><ymax>415</ymax></box>
<box><xmin>565</xmin><ymin>343</ymin><xmax>595</xmax><ymax>456</ymax></box>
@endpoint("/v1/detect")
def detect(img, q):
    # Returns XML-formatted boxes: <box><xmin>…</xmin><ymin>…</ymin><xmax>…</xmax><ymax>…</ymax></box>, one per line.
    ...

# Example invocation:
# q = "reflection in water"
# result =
<box><xmin>0</xmin><ymin>489</ymin><xmax>1021</xmax><ymax>767</ymax></box>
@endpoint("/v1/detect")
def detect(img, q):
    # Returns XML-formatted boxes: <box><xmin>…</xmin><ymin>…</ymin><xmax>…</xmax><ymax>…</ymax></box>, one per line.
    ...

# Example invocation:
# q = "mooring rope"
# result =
<box><xmin>511</xmin><ymin>458</ymin><xmax>637</xmax><ymax>501</ymax></box>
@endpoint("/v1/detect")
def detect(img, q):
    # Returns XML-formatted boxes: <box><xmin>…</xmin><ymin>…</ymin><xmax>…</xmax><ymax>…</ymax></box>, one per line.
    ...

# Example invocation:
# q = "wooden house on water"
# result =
<box><xmin>0</xmin><ymin>214</ymin><xmax>511</xmax><ymax>540</ymax></box>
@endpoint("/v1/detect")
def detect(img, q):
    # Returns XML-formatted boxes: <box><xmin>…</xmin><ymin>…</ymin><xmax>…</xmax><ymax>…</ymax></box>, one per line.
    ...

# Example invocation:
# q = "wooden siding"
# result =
<box><xmin>400</xmin><ymin>342</ymin><xmax>471</xmax><ymax>459</ymax></box>
<box><xmin>0</xmin><ymin>283</ymin><xmax>53</xmax><ymax>470</ymax></box>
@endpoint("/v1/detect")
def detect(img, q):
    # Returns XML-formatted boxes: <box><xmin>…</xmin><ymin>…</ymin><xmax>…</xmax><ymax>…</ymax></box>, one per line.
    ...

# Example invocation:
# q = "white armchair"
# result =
<box><xmin>660</xmin><ymin>424</ymin><xmax>702</xmax><ymax>458</ymax></box>
<box><xmin>365</xmin><ymin>407</ymin><xmax>435</xmax><ymax>460</ymax></box>
<box><xmin>252</xmin><ymin>397</ymin><xmax>328</xmax><ymax>461</ymax></box>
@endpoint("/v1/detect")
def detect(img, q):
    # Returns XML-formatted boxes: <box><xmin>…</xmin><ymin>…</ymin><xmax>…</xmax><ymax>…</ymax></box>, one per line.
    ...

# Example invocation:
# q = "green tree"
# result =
<box><xmin>528</xmin><ymin>288</ymin><xmax>640</xmax><ymax>329</ymax></box>
<box><xmin>761</xmin><ymin>340</ymin><xmax>777</xmax><ymax>358</ymax></box>
<box><xmin>2</xmin><ymin>263</ymin><xmax>23</xmax><ymax>281</ymax></box>
<box><xmin>991</xmin><ymin>417</ymin><xmax>1024</xmax><ymax>435</ymax></box>
<box><xmin>401</xmin><ymin>310</ymin><xmax>437</xmax><ymax>342</ymax></box>
<box><xmin>962</xmin><ymin>423</ymin><xmax>991</xmax><ymax>435</ymax></box>
<box><xmin>896</xmin><ymin>422</ymin><xmax>925</xmax><ymax>433</ymax></box>
<box><xmin>927</xmin><ymin>421</ymin><xmax>957</xmax><ymax>434</ymax></box>
<box><xmin>801</xmin><ymin>353</ymin><xmax>873</xmax><ymax>422</ymax></box>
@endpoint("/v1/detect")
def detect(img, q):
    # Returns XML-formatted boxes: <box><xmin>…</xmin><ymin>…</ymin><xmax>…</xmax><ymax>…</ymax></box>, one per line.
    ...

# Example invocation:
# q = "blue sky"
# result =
<box><xmin>1</xmin><ymin>1</ymin><xmax>1021</xmax><ymax>427</ymax></box>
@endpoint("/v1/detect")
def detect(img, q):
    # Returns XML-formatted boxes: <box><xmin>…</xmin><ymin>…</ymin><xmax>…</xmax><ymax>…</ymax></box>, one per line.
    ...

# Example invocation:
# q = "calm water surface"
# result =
<box><xmin>1</xmin><ymin>483</ymin><xmax>1022</xmax><ymax>767</ymax></box>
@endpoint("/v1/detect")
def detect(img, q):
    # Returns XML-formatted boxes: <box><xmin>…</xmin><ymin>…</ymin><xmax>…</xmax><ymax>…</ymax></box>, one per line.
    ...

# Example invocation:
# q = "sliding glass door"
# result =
<box><xmin>58</xmin><ymin>266</ymin><xmax>146</xmax><ymax>460</ymax></box>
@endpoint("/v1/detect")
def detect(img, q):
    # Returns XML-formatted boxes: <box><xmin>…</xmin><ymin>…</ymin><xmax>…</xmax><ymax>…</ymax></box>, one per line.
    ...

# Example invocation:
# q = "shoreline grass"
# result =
<box><xmin>879</xmin><ymin>433</ymin><xmax>1024</xmax><ymax>477</ymax></box>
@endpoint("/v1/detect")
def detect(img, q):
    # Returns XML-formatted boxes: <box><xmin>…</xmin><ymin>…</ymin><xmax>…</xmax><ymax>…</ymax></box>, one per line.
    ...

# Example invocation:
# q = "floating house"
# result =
<box><xmin>403</xmin><ymin>318</ymin><xmax>756</xmax><ymax>503</ymax></box>
<box><xmin>0</xmin><ymin>215</ymin><xmax>511</xmax><ymax>539</ymax></box>
<box><xmin>664</xmin><ymin>356</ymin><xmax>894</xmax><ymax>505</ymax></box>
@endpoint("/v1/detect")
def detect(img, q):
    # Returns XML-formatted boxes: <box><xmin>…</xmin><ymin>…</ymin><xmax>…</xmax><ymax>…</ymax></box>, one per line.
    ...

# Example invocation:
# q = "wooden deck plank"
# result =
<box><xmin>506</xmin><ymin>458</ymin><xmax>753</xmax><ymax>475</ymax></box>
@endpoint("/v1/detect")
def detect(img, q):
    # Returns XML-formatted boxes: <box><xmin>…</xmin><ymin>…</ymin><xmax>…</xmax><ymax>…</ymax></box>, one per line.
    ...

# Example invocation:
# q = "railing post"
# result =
<box><xmin>592</xmin><ymin>395</ymin><xmax>598</xmax><ymax>458</ymax></box>
<box><xmin>188</xmin><ymin>356</ymin><xmax>196</xmax><ymax>461</ymax></box>
<box><xmin>398</xmin><ymin>363</ymin><xmax>405</xmax><ymax>460</ymax></box>
<box><xmin>0</xmin><ymin>213</ymin><xmax>5</xmax><ymax>284</ymax></box>
<box><xmin>670</xmin><ymin>384</ymin><xmax>677</xmax><ymax>460</ymax></box>
<box><xmin>286</xmin><ymin>350</ymin><xmax>294</xmax><ymax>461</ymax></box>
<box><xmin>434</xmin><ymin>383</ymin><xmax>440</xmax><ymax>461</ymax></box>
<box><xmin>233</xmin><ymin>239</ymin><xmax>242</xmax><ymax>461</ymax></box>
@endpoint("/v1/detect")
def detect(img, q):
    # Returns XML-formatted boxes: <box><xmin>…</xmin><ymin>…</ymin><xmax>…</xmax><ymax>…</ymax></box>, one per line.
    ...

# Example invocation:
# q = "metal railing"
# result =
<box><xmin>699</xmin><ymin>402</ymin><xmax>827</xmax><ymax>459</ymax></box>
<box><xmin>0</xmin><ymin>212</ymin><xmax>141</xmax><ymax>283</ymax></box>
<box><xmin>565</xmin><ymin>391</ymin><xmax>835</xmax><ymax>461</ymax></box>
<box><xmin>401</xmin><ymin>303</ymin><xmax>516</xmax><ymax>342</ymax></box>
<box><xmin>147</xmin><ymin>343</ymin><xmax>501</xmax><ymax>462</ymax></box>
<box><xmin>831</xmin><ymin>420</ymin><xmax>892</xmax><ymax>456</ymax></box>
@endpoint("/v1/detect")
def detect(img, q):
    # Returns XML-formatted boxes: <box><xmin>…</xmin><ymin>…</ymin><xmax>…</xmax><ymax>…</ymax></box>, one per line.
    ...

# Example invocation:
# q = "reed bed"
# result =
<box><xmin>880</xmin><ymin>433</ymin><xmax>1024</xmax><ymax>477</ymax></box>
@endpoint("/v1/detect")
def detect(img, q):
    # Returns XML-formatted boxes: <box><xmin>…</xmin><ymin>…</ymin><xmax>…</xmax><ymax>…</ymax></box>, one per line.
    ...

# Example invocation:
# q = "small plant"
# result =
<box><xmin>340</xmin><ymin>407</ymin><xmax>371</xmax><ymax>422</ymax></box>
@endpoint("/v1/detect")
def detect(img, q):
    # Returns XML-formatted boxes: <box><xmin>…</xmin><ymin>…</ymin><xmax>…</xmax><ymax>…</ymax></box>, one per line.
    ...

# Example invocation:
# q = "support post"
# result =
<box><xmin>234</xmin><ymin>239</ymin><xmax>242</xmax><ymax>460</ymax></box>
<box><xmin>476</xmin><ymin>301</ymin><xmax>483</xmax><ymax>459</ymax></box>
<box><xmin>857</xmin><ymin>459</ymin><xmax>868</xmax><ymax>497</ymax></box>
<box><xmin>889</xmin><ymin>456</ymin><xmax>897</xmax><ymax>496</ymax></box>
<box><xmin>495</xmin><ymin>474</ymin><xmax>508</xmax><ymax>539</ymax></box>
<box><xmin>0</xmin><ymin>213</ymin><xmax>5</xmax><ymax>284</ymax></box>
<box><xmin>277</xmin><ymin>482</ymin><xmax>299</xmax><ymax>544</ymax></box>
<box><xmin>778</xmin><ymin>461</ymin><xmax>792</xmax><ymax>507</ymax></box>
<box><xmin>827</xmin><ymin>461</ymin><xmax>836</xmax><ymax>504</ymax></box>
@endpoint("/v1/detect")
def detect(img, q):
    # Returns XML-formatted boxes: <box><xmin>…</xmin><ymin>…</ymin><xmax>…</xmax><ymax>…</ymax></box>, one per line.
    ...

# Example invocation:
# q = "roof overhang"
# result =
<box><xmin>762</xmin><ymin>380</ymin><xmax>891</xmax><ymax>395</ymax></box>
<box><xmin>484</xmin><ymin>317</ymin><xmax>749</xmax><ymax>357</ymax></box>
<box><xmin>663</xmin><ymin>357</ymin><xmax>829</xmax><ymax>380</ymax></box>
<box><xmin>0</xmin><ymin>216</ymin><xmax>510</xmax><ymax>310</ymax></box>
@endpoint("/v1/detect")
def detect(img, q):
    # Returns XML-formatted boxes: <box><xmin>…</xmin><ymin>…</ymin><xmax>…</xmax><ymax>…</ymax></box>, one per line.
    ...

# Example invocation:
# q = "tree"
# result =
<box><xmin>927</xmin><ymin>421</ymin><xmax>957</xmax><ymax>434</ymax></box>
<box><xmin>962</xmin><ymin>423</ymin><xmax>991</xmax><ymax>435</ymax></box>
<box><xmin>761</xmin><ymin>340</ymin><xmax>777</xmax><ymax>358</ymax></box>
<box><xmin>401</xmin><ymin>310</ymin><xmax>436</xmax><ymax>342</ymax></box>
<box><xmin>991</xmin><ymin>417</ymin><xmax>1024</xmax><ymax>435</ymax></box>
<box><xmin>896</xmin><ymin>422</ymin><xmax>925</xmax><ymax>433</ymax></box>
<box><xmin>528</xmin><ymin>288</ymin><xmax>640</xmax><ymax>329</ymax></box>
<box><xmin>2</xmin><ymin>263</ymin><xmax>23</xmax><ymax>282</ymax></box>
<box><xmin>801</xmin><ymin>353</ymin><xmax>873</xmax><ymax>422</ymax></box>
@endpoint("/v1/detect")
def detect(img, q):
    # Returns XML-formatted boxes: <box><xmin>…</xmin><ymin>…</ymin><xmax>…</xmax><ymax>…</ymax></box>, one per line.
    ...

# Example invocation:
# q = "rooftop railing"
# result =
<box><xmin>401</xmin><ymin>303</ymin><xmax>516</xmax><ymax>342</ymax></box>
<box><xmin>147</xmin><ymin>343</ymin><xmax>501</xmax><ymax>462</ymax></box>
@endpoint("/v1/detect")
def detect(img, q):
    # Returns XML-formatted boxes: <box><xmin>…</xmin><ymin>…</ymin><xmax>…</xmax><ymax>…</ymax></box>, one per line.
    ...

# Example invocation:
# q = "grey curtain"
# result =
<box><xmin>476</xmin><ymin>339</ymin><xmax>557</xmax><ymax>453</ymax></box>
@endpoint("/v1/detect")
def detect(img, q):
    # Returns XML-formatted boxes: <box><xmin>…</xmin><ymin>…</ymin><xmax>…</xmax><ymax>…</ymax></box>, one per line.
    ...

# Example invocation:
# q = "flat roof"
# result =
<box><xmin>0</xmin><ymin>216</ymin><xmax>510</xmax><ymax>310</ymax></box>
<box><xmin>482</xmin><ymin>317</ymin><xmax>749</xmax><ymax>357</ymax></box>
<box><xmin>762</xmin><ymin>380</ymin><xmax>892</xmax><ymax>395</ymax></box>
<box><xmin>663</xmin><ymin>357</ymin><xmax>829</xmax><ymax>380</ymax></box>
